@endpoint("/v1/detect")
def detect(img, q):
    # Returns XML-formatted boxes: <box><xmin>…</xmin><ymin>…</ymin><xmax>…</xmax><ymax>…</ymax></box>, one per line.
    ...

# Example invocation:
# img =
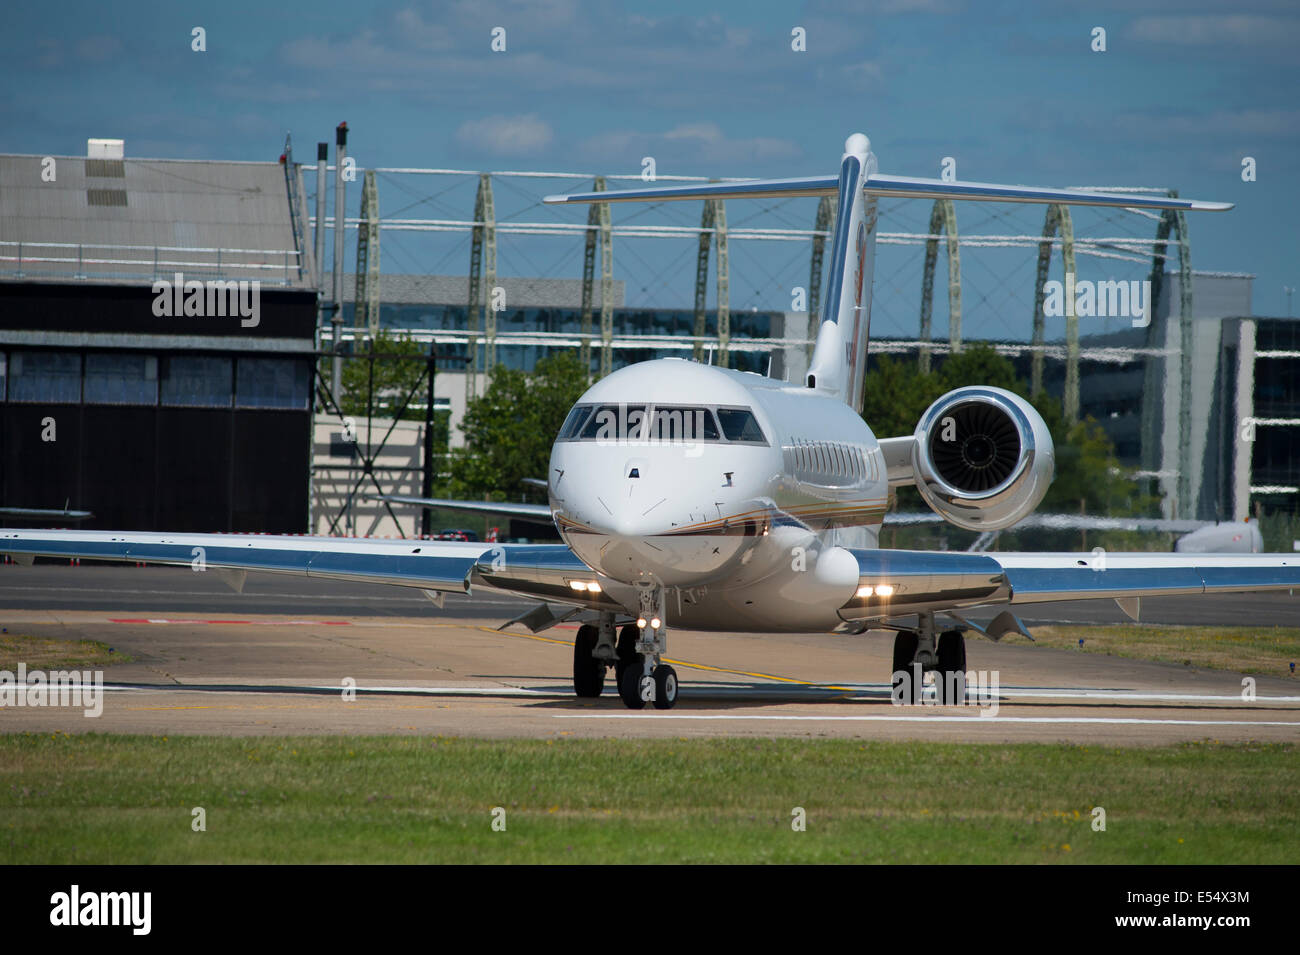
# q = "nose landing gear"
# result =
<box><xmin>571</xmin><ymin>597</ymin><xmax>678</xmax><ymax>709</ymax></box>
<box><xmin>616</xmin><ymin>581</ymin><xmax>678</xmax><ymax>710</ymax></box>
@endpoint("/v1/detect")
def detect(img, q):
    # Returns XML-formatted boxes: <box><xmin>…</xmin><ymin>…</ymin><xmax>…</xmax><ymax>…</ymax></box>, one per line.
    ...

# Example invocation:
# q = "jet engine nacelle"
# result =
<box><xmin>911</xmin><ymin>386</ymin><xmax>1054</xmax><ymax>531</ymax></box>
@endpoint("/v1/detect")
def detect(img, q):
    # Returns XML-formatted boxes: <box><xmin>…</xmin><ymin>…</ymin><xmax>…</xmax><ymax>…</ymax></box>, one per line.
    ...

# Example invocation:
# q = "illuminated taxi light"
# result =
<box><xmin>856</xmin><ymin>585</ymin><xmax>874</xmax><ymax>598</ymax></box>
<box><xmin>875</xmin><ymin>583</ymin><xmax>895</xmax><ymax>598</ymax></box>
<box><xmin>585</xmin><ymin>581</ymin><xmax>602</xmax><ymax>593</ymax></box>
<box><xmin>569</xmin><ymin>581</ymin><xmax>587</xmax><ymax>591</ymax></box>
<box><xmin>649</xmin><ymin>617</ymin><xmax>662</xmax><ymax>629</ymax></box>
<box><xmin>636</xmin><ymin>617</ymin><xmax>648</xmax><ymax>628</ymax></box>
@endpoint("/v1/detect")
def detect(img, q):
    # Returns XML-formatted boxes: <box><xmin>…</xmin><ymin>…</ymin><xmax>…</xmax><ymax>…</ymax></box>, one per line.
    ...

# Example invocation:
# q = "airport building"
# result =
<box><xmin>0</xmin><ymin>142</ymin><xmax>317</xmax><ymax>532</ymax></box>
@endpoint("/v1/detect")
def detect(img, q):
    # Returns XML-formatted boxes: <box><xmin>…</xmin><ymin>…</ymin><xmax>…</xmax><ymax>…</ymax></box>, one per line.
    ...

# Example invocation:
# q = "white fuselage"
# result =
<box><xmin>548</xmin><ymin>358</ymin><xmax>886</xmax><ymax>631</ymax></box>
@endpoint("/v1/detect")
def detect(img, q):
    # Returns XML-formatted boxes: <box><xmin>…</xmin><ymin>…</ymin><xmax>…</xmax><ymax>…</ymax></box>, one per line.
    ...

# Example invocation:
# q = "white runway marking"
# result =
<box><xmin>827</xmin><ymin>684</ymin><xmax>1300</xmax><ymax>705</ymax></box>
<box><xmin>552</xmin><ymin>714</ymin><xmax>1300</xmax><ymax>727</ymax></box>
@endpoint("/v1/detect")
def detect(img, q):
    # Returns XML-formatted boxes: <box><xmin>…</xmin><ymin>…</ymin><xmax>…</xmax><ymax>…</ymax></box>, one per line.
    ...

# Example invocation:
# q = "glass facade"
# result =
<box><xmin>0</xmin><ymin>351</ymin><xmax>311</xmax><ymax>410</ymax></box>
<box><xmin>84</xmin><ymin>353</ymin><xmax>157</xmax><ymax>405</ymax></box>
<box><xmin>8</xmin><ymin>351</ymin><xmax>81</xmax><ymax>403</ymax></box>
<box><xmin>236</xmin><ymin>357</ymin><xmax>312</xmax><ymax>410</ymax></box>
<box><xmin>342</xmin><ymin>303</ymin><xmax>778</xmax><ymax>375</ymax></box>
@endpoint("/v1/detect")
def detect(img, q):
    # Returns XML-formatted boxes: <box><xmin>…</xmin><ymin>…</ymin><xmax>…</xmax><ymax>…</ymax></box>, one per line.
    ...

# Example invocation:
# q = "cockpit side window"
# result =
<box><xmin>558</xmin><ymin>404</ymin><xmax>592</xmax><ymax>440</ymax></box>
<box><xmin>716</xmin><ymin>407</ymin><xmax>767</xmax><ymax>444</ymax></box>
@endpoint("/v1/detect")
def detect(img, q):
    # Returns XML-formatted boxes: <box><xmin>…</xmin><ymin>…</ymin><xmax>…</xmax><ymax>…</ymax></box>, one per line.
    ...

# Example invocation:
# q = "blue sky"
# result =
<box><xmin>3</xmin><ymin>0</ymin><xmax>1297</xmax><ymax>333</ymax></box>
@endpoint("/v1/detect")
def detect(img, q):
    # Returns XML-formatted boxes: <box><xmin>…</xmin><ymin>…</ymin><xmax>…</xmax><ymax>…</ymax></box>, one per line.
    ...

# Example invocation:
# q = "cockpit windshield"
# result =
<box><xmin>556</xmin><ymin>402</ymin><xmax>766</xmax><ymax>445</ymax></box>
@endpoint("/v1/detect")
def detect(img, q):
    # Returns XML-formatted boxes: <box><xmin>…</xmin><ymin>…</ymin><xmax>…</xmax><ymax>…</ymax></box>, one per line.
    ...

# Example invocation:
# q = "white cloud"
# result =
<box><xmin>454</xmin><ymin>113</ymin><xmax>554</xmax><ymax>156</ymax></box>
<box><xmin>1128</xmin><ymin>14</ymin><xmax>1300</xmax><ymax>46</ymax></box>
<box><xmin>580</xmin><ymin>123</ymin><xmax>801</xmax><ymax>167</ymax></box>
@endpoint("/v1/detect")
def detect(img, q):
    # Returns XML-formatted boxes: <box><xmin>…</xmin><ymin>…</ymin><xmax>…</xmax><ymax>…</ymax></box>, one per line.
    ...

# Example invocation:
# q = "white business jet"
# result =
<box><xmin>4</xmin><ymin>134</ymin><xmax>1292</xmax><ymax>711</ymax></box>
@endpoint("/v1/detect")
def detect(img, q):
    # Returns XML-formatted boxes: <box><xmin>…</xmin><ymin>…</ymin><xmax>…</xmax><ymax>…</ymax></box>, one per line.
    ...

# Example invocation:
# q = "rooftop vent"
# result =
<box><xmin>87</xmin><ymin>138</ymin><xmax>124</xmax><ymax>160</ymax></box>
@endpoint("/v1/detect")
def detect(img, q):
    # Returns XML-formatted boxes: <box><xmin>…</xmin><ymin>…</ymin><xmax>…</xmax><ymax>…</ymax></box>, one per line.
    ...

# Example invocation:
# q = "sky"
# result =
<box><xmin>2</xmin><ymin>0</ymin><xmax>1297</xmax><ymax>335</ymax></box>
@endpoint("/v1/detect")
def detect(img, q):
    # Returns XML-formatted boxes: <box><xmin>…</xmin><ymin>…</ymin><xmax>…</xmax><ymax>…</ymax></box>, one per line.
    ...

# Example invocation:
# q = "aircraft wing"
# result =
<box><xmin>376</xmin><ymin>495</ymin><xmax>553</xmax><ymax>521</ymax></box>
<box><xmin>885</xmin><ymin>512</ymin><xmax>1210</xmax><ymax>533</ymax></box>
<box><xmin>0</xmin><ymin>507</ymin><xmax>93</xmax><ymax>521</ymax></box>
<box><xmin>841</xmin><ymin>549</ymin><xmax>1300</xmax><ymax>625</ymax></box>
<box><xmin>0</xmin><ymin>528</ymin><xmax>612</xmax><ymax>609</ymax></box>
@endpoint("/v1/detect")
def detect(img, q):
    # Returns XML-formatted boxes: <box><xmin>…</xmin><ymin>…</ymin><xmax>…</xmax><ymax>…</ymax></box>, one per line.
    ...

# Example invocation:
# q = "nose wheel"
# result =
<box><xmin>613</xmin><ymin>581</ymin><xmax>678</xmax><ymax>709</ymax></box>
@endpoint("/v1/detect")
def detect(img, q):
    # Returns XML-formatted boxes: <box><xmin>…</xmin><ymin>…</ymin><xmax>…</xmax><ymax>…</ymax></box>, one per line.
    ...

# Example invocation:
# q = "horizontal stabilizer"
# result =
<box><xmin>544</xmin><ymin>176</ymin><xmax>838</xmax><ymax>205</ymax></box>
<box><xmin>543</xmin><ymin>174</ymin><xmax>1231</xmax><ymax>212</ymax></box>
<box><xmin>863</xmin><ymin>174</ymin><xmax>1232</xmax><ymax>211</ymax></box>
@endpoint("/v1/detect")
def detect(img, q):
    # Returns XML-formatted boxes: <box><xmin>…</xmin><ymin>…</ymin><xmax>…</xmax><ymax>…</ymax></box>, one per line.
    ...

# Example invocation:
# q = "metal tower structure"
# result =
<box><xmin>693</xmin><ymin>196</ymin><xmax>730</xmax><ymax>365</ymax></box>
<box><xmin>918</xmin><ymin>199</ymin><xmax>962</xmax><ymax>374</ymax></box>
<box><xmin>578</xmin><ymin>177</ymin><xmax>612</xmax><ymax>379</ymax></box>
<box><xmin>1031</xmin><ymin>204</ymin><xmax>1078</xmax><ymax>421</ymax></box>
<box><xmin>354</xmin><ymin>168</ymin><xmax>381</xmax><ymax>336</ymax></box>
<box><xmin>466</xmin><ymin>173</ymin><xmax>496</xmax><ymax>400</ymax></box>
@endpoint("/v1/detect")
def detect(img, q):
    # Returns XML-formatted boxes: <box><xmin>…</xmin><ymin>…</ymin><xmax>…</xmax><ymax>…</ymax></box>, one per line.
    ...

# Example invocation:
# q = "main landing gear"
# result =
<box><xmin>891</xmin><ymin>612</ymin><xmax>966</xmax><ymax>706</ymax></box>
<box><xmin>570</xmin><ymin>585</ymin><xmax>678</xmax><ymax>710</ymax></box>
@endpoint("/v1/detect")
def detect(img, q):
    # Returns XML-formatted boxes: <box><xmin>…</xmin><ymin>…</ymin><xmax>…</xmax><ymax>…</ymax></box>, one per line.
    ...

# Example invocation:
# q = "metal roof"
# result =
<box><xmin>0</xmin><ymin>154</ymin><xmax>313</xmax><ymax>288</ymax></box>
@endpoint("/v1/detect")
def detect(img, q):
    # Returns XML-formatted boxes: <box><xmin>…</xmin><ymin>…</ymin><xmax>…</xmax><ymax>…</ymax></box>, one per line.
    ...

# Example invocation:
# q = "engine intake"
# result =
<box><xmin>912</xmin><ymin>386</ymin><xmax>1054</xmax><ymax>531</ymax></box>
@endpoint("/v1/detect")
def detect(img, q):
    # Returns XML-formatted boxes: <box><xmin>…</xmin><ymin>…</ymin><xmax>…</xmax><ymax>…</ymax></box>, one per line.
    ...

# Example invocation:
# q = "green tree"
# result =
<box><xmin>448</xmin><ymin>351</ymin><xmax>589</xmax><ymax>499</ymax></box>
<box><xmin>333</xmin><ymin>329</ymin><xmax>431</xmax><ymax>422</ymax></box>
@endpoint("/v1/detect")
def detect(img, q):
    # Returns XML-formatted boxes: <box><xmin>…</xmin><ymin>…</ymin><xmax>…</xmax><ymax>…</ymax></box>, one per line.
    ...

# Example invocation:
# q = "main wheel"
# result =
<box><xmin>573</xmin><ymin>624</ymin><xmax>605</xmax><ymax>698</ymax></box>
<box><xmin>936</xmin><ymin>630</ymin><xmax>967</xmax><ymax>705</ymax></box>
<box><xmin>615</xmin><ymin>623</ymin><xmax>640</xmax><ymax>683</ymax></box>
<box><xmin>618</xmin><ymin>664</ymin><xmax>649</xmax><ymax>710</ymax></box>
<box><xmin>891</xmin><ymin>630</ymin><xmax>920</xmax><ymax>705</ymax></box>
<box><xmin>652</xmin><ymin>664</ymin><xmax>678</xmax><ymax>710</ymax></box>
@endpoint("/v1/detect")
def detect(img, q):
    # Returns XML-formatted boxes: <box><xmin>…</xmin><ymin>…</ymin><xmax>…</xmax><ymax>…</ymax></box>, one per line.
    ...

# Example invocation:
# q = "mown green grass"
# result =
<box><xmin>1</xmin><ymin>735</ymin><xmax>1294</xmax><ymax>863</ymax></box>
<box><xmin>1024</xmin><ymin>625</ymin><xmax>1300</xmax><ymax>679</ymax></box>
<box><xmin>0</xmin><ymin>633</ymin><xmax>133</xmax><ymax>670</ymax></box>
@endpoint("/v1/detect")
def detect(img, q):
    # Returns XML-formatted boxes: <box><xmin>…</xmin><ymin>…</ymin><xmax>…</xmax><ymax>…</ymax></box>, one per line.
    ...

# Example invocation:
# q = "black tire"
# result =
<box><xmin>615</xmin><ymin>623</ymin><xmax>639</xmax><ymax>683</ymax></box>
<box><xmin>891</xmin><ymin>630</ymin><xmax>920</xmax><ymax>705</ymax></box>
<box><xmin>573</xmin><ymin>624</ymin><xmax>605</xmax><ymax>698</ymax></box>
<box><xmin>618</xmin><ymin>664</ymin><xmax>648</xmax><ymax>710</ymax></box>
<box><xmin>936</xmin><ymin>630</ymin><xmax>967</xmax><ymax>705</ymax></box>
<box><xmin>652</xmin><ymin>664</ymin><xmax>678</xmax><ymax>710</ymax></box>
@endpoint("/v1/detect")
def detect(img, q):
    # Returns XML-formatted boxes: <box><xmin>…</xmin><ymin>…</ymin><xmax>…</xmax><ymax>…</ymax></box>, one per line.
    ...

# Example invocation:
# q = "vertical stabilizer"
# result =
<box><xmin>806</xmin><ymin>133</ymin><xmax>878</xmax><ymax>413</ymax></box>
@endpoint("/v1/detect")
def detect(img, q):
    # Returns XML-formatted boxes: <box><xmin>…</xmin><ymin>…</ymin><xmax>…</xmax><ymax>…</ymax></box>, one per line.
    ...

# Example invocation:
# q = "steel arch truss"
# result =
<box><xmin>693</xmin><ymin>197</ymin><xmax>730</xmax><ymax>367</ymax></box>
<box><xmin>1032</xmin><ymin>203</ymin><xmax>1079</xmax><ymax>422</ymax></box>
<box><xmin>354</xmin><ymin>169</ymin><xmax>381</xmax><ymax>336</ymax></box>
<box><xmin>578</xmin><ymin>177</ymin><xmax>613</xmax><ymax>380</ymax></box>
<box><xmin>466</xmin><ymin>173</ymin><xmax>497</xmax><ymax>400</ymax></box>
<box><xmin>919</xmin><ymin>199</ymin><xmax>962</xmax><ymax>373</ymax></box>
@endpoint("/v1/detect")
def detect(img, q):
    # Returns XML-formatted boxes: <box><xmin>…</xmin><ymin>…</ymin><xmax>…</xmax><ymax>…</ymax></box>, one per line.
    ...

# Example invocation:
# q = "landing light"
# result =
<box><xmin>650</xmin><ymin>617</ymin><xmax>662</xmax><ymax>629</ymax></box>
<box><xmin>856</xmin><ymin>585</ymin><xmax>874</xmax><ymax>598</ymax></box>
<box><xmin>586</xmin><ymin>582</ymin><xmax>602</xmax><ymax>593</ymax></box>
<box><xmin>569</xmin><ymin>581</ymin><xmax>586</xmax><ymax>591</ymax></box>
<box><xmin>876</xmin><ymin>584</ymin><xmax>895</xmax><ymax>598</ymax></box>
<box><xmin>636</xmin><ymin>617</ymin><xmax>648</xmax><ymax>628</ymax></box>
